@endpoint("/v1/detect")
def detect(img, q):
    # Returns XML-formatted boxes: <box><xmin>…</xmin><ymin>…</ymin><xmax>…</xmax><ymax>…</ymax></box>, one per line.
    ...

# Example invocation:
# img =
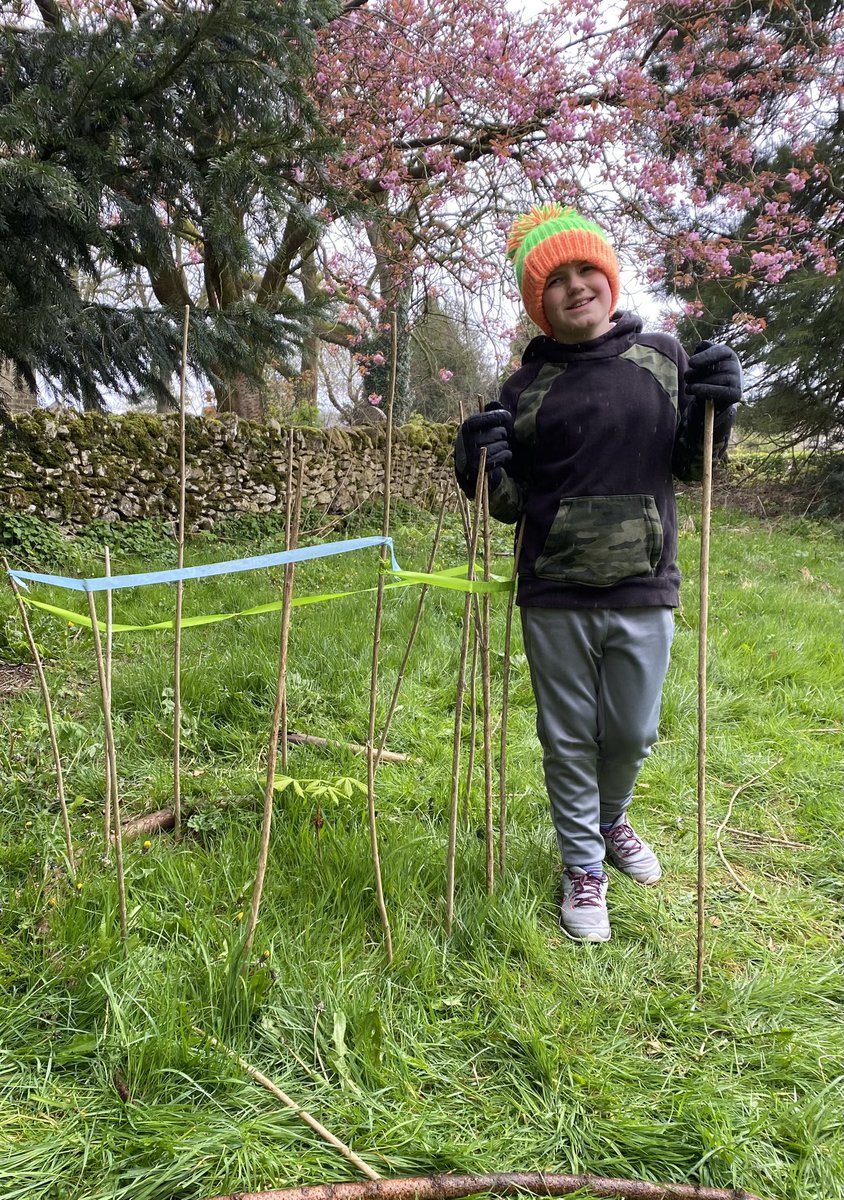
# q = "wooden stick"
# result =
<box><xmin>86</xmin><ymin>591</ymin><xmax>128</xmax><ymax>941</ymax></box>
<box><xmin>374</xmin><ymin>479</ymin><xmax>450</xmax><ymax>771</ymax></box>
<box><xmin>173</xmin><ymin>303</ymin><xmax>191</xmax><ymax>841</ymax></box>
<box><xmin>281</xmin><ymin>433</ymin><xmax>295</xmax><ymax>772</ymax></box>
<box><xmin>196</xmin><ymin>1030</ymin><xmax>381</xmax><ymax>1181</ymax></box>
<box><xmin>242</xmin><ymin>459</ymin><xmax>303</xmax><ymax>967</ymax></box>
<box><xmin>480</xmin><ymin>470</ymin><xmax>494</xmax><ymax>894</ymax></box>
<box><xmin>103</xmin><ymin>545</ymin><xmax>113</xmax><ymax>853</ymax></box>
<box><xmin>712</xmin><ymin>761</ymin><xmax>782</xmax><ymax>903</ymax></box>
<box><xmin>696</xmin><ymin>400</ymin><xmax>715</xmax><ymax>995</ymax></box>
<box><xmin>365</xmin><ymin>311</ymin><xmax>397</xmax><ymax>963</ymax></box>
<box><xmin>461</xmin><ymin>624</ymin><xmax>478</xmax><ymax>829</ymax></box>
<box><xmin>446</xmin><ymin>453</ymin><xmax>485</xmax><ymax>935</ymax></box>
<box><xmin>498</xmin><ymin>518</ymin><xmax>524</xmax><ymax>877</ymax></box>
<box><xmin>120</xmin><ymin>808</ymin><xmax>176</xmax><ymax>841</ymax></box>
<box><xmin>204</xmin><ymin>1168</ymin><xmax>766</xmax><ymax>1200</ymax></box>
<box><xmin>288</xmin><ymin>731</ymin><xmax>417</xmax><ymax>765</ymax></box>
<box><xmin>3</xmin><ymin>559</ymin><xmax>75</xmax><ymax>879</ymax></box>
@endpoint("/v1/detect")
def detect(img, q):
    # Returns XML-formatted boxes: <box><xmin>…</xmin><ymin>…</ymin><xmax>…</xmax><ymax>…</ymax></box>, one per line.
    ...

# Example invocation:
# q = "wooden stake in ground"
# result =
<box><xmin>365</xmin><ymin>312</ymin><xmax>398</xmax><ymax>963</ymax></box>
<box><xmin>498</xmin><ymin>518</ymin><xmax>524</xmax><ymax>877</ymax></box>
<box><xmin>445</xmin><ymin>455</ymin><xmax>485</xmax><ymax>935</ymax></box>
<box><xmin>280</xmin><ymin>433</ymin><xmax>295</xmax><ymax>772</ymax></box>
<box><xmin>103</xmin><ymin>546</ymin><xmax>114</xmax><ymax>854</ymax></box>
<box><xmin>241</xmin><ymin>459</ymin><xmax>304</xmax><ymax>968</ymax></box>
<box><xmin>196</xmin><ymin>1029</ymin><xmax>381</xmax><ymax>1181</ymax></box>
<box><xmin>173</xmin><ymin>303</ymin><xmax>191</xmax><ymax>841</ymax></box>
<box><xmin>479</xmin><ymin>470</ymin><xmax>494</xmax><ymax>894</ymax></box>
<box><xmin>374</xmin><ymin>479</ymin><xmax>450</xmax><ymax>771</ymax></box>
<box><xmin>204</xmin><ymin>1169</ymin><xmax>766</xmax><ymax>1200</ymax></box>
<box><xmin>3</xmin><ymin>559</ymin><xmax>75</xmax><ymax>880</ymax></box>
<box><xmin>696</xmin><ymin>400</ymin><xmax>715</xmax><ymax>995</ymax></box>
<box><xmin>86</xmin><ymin>590</ymin><xmax>128</xmax><ymax>941</ymax></box>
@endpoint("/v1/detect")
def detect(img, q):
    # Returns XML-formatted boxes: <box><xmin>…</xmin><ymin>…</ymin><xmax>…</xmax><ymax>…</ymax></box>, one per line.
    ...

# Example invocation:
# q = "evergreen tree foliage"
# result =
<box><xmin>672</xmin><ymin>108</ymin><xmax>843</xmax><ymax>446</ymax></box>
<box><xmin>0</xmin><ymin>0</ymin><xmax>345</xmax><ymax>413</ymax></box>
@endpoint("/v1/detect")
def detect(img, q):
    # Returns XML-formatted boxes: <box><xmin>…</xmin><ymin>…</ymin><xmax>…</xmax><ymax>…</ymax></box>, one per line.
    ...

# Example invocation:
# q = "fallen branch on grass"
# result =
<box><xmin>118</xmin><ymin>808</ymin><xmax>176</xmax><ymax>841</ymax></box>
<box><xmin>195</xmin><ymin>1029</ymin><xmax>380</xmax><ymax>1182</ymax></box>
<box><xmin>205</xmin><ymin>1169</ymin><xmax>766</xmax><ymax>1200</ymax></box>
<box><xmin>286</xmin><ymin>731</ymin><xmax>420</xmax><ymax>765</ymax></box>
<box><xmin>713</xmin><ymin>763</ymin><xmax>782</xmax><ymax>904</ymax></box>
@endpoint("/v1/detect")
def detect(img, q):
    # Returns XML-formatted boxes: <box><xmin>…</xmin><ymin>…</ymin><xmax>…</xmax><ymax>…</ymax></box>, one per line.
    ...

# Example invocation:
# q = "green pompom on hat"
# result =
<box><xmin>506</xmin><ymin>203</ymin><xmax>620</xmax><ymax>335</ymax></box>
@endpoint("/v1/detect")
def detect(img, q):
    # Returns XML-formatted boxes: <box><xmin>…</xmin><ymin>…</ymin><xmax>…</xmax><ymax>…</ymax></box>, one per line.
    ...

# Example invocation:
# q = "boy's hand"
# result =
<box><xmin>685</xmin><ymin>342</ymin><xmax>742</xmax><ymax>410</ymax></box>
<box><xmin>455</xmin><ymin>403</ymin><xmax>514</xmax><ymax>493</ymax></box>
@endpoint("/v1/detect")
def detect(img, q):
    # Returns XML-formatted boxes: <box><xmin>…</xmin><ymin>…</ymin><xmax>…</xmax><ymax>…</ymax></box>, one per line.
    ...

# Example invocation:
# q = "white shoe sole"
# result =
<box><xmin>560</xmin><ymin>922</ymin><xmax>612</xmax><ymax>942</ymax></box>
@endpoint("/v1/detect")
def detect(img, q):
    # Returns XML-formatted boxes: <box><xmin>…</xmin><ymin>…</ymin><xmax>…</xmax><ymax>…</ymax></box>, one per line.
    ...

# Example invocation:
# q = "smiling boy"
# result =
<box><xmin>454</xmin><ymin>204</ymin><xmax>741</xmax><ymax>942</ymax></box>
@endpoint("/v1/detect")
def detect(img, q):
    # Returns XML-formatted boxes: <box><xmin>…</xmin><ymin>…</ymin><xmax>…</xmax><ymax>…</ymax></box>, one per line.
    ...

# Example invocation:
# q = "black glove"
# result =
<box><xmin>454</xmin><ymin>401</ymin><xmax>514</xmax><ymax>496</ymax></box>
<box><xmin>684</xmin><ymin>341</ymin><xmax>742</xmax><ymax>411</ymax></box>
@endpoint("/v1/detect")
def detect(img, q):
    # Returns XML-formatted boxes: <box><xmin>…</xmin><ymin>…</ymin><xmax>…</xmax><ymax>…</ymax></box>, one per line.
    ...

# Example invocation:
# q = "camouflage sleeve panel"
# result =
<box><xmin>488</xmin><ymin>470</ymin><xmax>523</xmax><ymax>524</ymax></box>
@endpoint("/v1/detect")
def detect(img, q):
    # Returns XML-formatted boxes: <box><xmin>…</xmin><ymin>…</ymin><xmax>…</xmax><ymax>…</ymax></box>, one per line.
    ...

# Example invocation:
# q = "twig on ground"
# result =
<box><xmin>3</xmin><ymin>559</ymin><xmax>75</xmax><ymax>879</ymax></box>
<box><xmin>287</xmin><ymin>731</ymin><xmax>417</xmax><ymax>765</ymax></box>
<box><xmin>713</xmin><ymin>761</ymin><xmax>784</xmax><ymax>902</ymax></box>
<box><xmin>724</xmin><ymin>826</ymin><xmax>810</xmax><ymax>850</ymax></box>
<box><xmin>194</xmin><ymin>1029</ymin><xmax>380</xmax><ymax>1181</ymax></box>
<box><xmin>203</xmin><ymin>1168</ymin><xmax>766</xmax><ymax>1200</ymax></box>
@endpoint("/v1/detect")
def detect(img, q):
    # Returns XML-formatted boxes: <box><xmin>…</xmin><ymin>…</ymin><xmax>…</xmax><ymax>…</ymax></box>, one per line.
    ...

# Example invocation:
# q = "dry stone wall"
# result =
<box><xmin>0</xmin><ymin>410</ymin><xmax>457</xmax><ymax>531</ymax></box>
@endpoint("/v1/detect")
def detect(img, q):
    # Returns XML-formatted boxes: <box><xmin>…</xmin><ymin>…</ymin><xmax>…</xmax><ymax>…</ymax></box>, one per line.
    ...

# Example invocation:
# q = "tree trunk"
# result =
<box><xmin>215</xmin><ymin>372</ymin><xmax>266</xmax><ymax>422</ymax></box>
<box><xmin>0</xmin><ymin>359</ymin><xmax>36</xmax><ymax>413</ymax></box>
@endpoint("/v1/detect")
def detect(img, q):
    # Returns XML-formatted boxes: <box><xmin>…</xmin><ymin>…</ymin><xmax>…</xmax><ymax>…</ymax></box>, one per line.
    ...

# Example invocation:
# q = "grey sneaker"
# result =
<box><xmin>560</xmin><ymin>868</ymin><xmax>611</xmax><ymax>942</ymax></box>
<box><xmin>602</xmin><ymin>816</ymin><xmax>662</xmax><ymax>884</ymax></box>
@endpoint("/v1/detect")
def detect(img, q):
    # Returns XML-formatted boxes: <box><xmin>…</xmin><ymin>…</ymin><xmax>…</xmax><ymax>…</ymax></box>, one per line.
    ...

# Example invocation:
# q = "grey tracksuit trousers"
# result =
<box><xmin>520</xmin><ymin>606</ymin><xmax>674</xmax><ymax>868</ymax></box>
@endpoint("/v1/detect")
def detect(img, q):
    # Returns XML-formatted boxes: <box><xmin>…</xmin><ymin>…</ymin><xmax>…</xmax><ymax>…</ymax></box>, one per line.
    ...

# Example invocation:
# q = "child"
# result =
<box><xmin>454</xmin><ymin>204</ymin><xmax>741</xmax><ymax>942</ymax></box>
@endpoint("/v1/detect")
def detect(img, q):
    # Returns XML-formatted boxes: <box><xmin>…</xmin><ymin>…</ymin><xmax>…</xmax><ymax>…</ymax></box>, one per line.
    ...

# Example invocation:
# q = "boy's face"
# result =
<box><xmin>542</xmin><ymin>261</ymin><xmax>614</xmax><ymax>344</ymax></box>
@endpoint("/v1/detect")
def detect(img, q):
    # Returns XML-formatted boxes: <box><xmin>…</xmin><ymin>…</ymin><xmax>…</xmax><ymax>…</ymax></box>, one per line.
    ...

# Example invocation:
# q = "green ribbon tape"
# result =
<box><xmin>19</xmin><ymin>564</ymin><xmax>514</xmax><ymax>633</ymax></box>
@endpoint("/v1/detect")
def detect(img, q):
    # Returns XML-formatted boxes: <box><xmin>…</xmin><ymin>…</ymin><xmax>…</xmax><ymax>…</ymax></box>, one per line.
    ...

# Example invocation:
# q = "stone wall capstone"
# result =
<box><xmin>0</xmin><ymin>410</ymin><xmax>457</xmax><ymax>531</ymax></box>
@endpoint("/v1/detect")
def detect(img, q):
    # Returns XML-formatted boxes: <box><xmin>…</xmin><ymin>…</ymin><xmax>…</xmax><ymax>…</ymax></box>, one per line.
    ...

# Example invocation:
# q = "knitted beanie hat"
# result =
<box><xmin>506</xmin><ymin>203</ymin><xmax>620</xmax><ymax>336</ymax></box>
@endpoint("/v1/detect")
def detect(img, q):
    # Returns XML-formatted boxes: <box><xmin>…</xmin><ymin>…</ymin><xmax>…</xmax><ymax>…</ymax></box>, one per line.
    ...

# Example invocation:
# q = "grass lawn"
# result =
<box><xmin>0</xmin><ymin>496</ymin><xmax>841</xmax><ymax>1200</ymax></box>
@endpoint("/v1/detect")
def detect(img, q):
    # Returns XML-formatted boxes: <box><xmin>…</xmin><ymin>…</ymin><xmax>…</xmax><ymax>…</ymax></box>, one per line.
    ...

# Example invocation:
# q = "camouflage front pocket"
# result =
<box><xmin>534</xmin><ymin>494</ymin><xmax>663</xmax><ymax>587</ymax></box>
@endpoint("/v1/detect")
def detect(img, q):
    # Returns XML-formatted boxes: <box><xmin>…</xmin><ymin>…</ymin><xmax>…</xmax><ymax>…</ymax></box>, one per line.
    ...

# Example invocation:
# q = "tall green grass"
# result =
<box><xmin>0</xmin><ymin>498</ymin><xmax>841</xmax><ymax>1200</ymax></box>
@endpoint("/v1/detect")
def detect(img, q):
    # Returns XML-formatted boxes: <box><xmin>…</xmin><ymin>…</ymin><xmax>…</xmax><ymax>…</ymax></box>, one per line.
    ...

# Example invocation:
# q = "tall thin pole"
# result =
<box><xmin>445</xmin><ymin>454</ymin><xmax>485</xmax><ymax>935</ymax></box>
<box><xmin>479</xmin><ymin>472</ymin><xmax>494</xmax><ymax>894</ymax></box>
<box><xmin>498</xmin><ymin>519</ymin><xmax>524</xmax><ymax>877</ymax></box>
<box><xmin>696</xmin><ymin>400</ymin><xmax>715</xmax><ymax>995</ymax></box>
<box><xmin>87</xmin><ymin>591</ymin><xmax>128</xmax><ymax>942</ymax></box>
<box><xmin>3</xmin><ymin>560</ymin><xmax>75</xmax><ymax>879</ymax></box>
<box><xmin>173</xmin><ymin>303</ymin><xmax>191</xmax><ymax>841</ymax></box>
<box><xmin>280</xmin><ymin>433</ymin><xmax>295</xmax><ymax>772</ymax></box>
<box><xmin>242</xmin><ymin>461</ymin><xmax>304</xmax><ymax>968</ymax></box>
<box><xmin>103</xmin><ymin>545</ymin><xmax>113</xmax><ymax>854</ymax></box>
<box><xmin>365</xmin><ymin>312</ymin><xmax>397</xmax><ymax>962</ymax></box>
<box><xmin>374</xmin><ymin>479</ymin><xmax>450</xmax><ymax>771</ymax></box>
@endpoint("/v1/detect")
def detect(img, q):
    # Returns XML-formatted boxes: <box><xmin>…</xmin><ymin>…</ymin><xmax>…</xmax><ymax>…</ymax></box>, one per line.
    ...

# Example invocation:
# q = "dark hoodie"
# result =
<box><xmin>480</xmin><ymin>312</ymin><xmax>733</xmax><ymax>609</ymax></box>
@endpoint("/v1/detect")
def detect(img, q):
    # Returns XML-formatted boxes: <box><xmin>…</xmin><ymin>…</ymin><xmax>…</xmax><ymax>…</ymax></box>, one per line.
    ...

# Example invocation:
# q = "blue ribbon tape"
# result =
<box><xmin>8</xmin><ymin>535</ymin><xmax>400</xmax><ymax>593</ymax></box>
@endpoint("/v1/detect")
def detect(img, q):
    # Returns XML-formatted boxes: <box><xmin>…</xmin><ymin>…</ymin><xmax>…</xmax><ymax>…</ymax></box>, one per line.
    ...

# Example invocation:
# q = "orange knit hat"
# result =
<box><xmin>506</xmin><ymin>203</ymin><xmax>620</xmax><ymax>336</ymax></box>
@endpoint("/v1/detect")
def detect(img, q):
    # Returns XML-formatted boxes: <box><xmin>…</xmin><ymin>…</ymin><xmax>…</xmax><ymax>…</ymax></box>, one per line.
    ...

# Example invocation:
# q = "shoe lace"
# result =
<box><xmin>605</xmin><ymin>820</ymin><xmax>642</xmax><ymax>855</ymax></box>
<box><xmin>568</xmin><ymin>872</ymin><xmax>606</xmax><ymax>907</ymax></box>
